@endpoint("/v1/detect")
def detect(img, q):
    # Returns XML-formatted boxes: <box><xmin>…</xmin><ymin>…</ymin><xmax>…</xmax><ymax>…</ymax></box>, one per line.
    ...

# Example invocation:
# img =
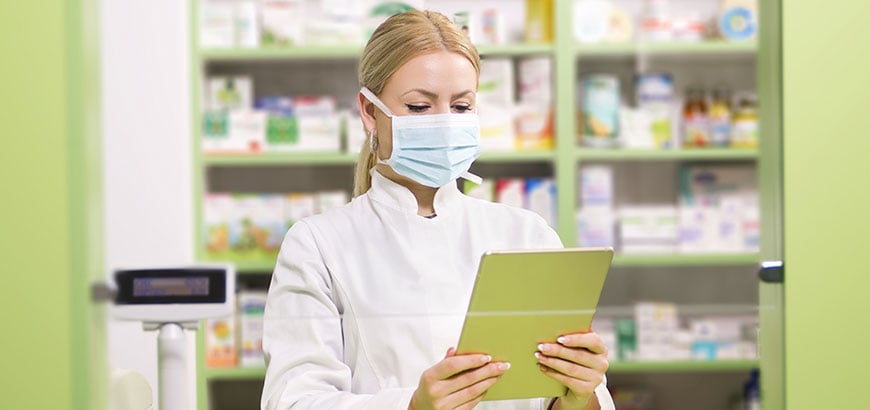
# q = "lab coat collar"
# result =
<box><xmin>369</xmin><ymin>169</ymin><xmax>462</xmax><ymax>217</ymax></box>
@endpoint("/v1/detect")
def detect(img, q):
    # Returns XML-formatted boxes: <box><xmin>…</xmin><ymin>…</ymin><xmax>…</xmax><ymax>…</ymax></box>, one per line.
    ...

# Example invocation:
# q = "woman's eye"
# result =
<box><xmin>406</xmin><ymin>104</ymin><xmax>429</xmax><ymax>113</ymax></box>
<box><xmin>453</xmin><ymin>104</ymin><xmax>473</xmax><ymax>113</ymax></box>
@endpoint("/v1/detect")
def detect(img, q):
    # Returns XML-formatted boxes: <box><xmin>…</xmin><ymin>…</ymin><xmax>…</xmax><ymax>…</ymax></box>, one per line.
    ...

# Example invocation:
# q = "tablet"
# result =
<box><xmin>456</xmin><ymin>247</ymin><xmax>613</xmax><ymax>401</ymax></box>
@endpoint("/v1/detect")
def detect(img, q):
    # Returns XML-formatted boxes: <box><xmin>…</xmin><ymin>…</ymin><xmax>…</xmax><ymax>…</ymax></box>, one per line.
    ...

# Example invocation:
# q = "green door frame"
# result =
<box><xmin>68</xmin><ymin>0</ymin><xmax>106</xmax><ymax>408</ymax></box>
<box><xmin>757</xmin><ymin>0</ymin><xmax>785</xmax><ymax>409</ymax></box>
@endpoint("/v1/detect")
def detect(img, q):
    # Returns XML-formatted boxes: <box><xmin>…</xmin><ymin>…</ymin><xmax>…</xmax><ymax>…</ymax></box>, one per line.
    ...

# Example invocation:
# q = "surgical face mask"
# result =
<box><xmin>361</xmin><ymin>87</ymin><xmax>482</xmax><ymax>188</ymax></box>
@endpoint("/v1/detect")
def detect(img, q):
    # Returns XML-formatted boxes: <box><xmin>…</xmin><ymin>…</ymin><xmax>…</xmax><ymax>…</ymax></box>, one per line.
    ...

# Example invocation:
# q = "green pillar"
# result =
<box><xmin>0</xmin><ymin>1</ymin><xmax>104</xmax><ymax>409</ymax></box>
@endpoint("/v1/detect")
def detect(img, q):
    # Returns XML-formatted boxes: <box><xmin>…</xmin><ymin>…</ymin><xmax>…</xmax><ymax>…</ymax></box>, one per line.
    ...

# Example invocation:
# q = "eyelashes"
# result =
<box><xmin>405</xmin><ymin>104</ymin><xmax>474</xmax><ymax>113</ymax></box>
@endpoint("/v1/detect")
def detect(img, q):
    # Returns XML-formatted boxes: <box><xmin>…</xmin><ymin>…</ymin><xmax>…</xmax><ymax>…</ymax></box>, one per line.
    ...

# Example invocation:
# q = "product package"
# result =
<box><xmin>463</xmin><ymin>179</ymin><xmax>495</xmax><ymax>202</ymax></box>
<box><xmin>679</xmin><ymin>165</ymin><xmax>759</xmax><ymax>253</ymax></box>
<box><xmin>477</xmin><ymin>58</ymin><xmax>515</xmax><ymax>151</ymax></box>
<box><xmin>635</xmin><ymin>302</ymin><xmax>679</xmax><ymax>361</ymax></box>
<box><xmin>205</xmin><ymin>316</ymin><xmax>237</xmax><ymax>368</ymax></box>
<box><xmin>200</xmin><ymin>2</ymin><xmax>236</xmax><ymax>48</ymax></box>
<box><xmin>284</xmin><ymin>193</ymin><xmax>317</xmax><ymax>229</ymax></box>
<box><xmin>304</xmin><ymin>0</ymin><xmax>366</xmax><ymax>45</ymax></box>
<box><xmin>515</xmin><ymin>57</ymin><xmax>554</xmax><ymax>150</ymax></box>
<box><xmin>636</xmin><ymin>73</ymin><xmax>675</xmax><ymax>149</ymax></box>
<box><xmin>208</xmin><ymin>76</ymin><xmax>253</xmax><ymax>111</ymax></box>
<box><xmin>526</xmin><ymin>178</ymin><xmax>557</xmax><ymax>227</ymax></box>
<box><xmin>581</xmin><ymin>74</ymin><xmax>620</xmax><ymax>148</ymax></box>
<box><xmin>579</xmin><ymin>165</ymin><xmax>613</xmax><ymax>208</ymax></box>
<box><xmin>260</xmin><ymin>0</ymin><xmax>304</xmax><ymax>46</ymax></box>
<box><xmin>495</xmin><ymin>178</ymin><xmax>525</xmax><ymax>208</ymax></box>
<box><xmin>573</xmin><ymin>0</ymin><xmax>610</xmax><ymax>44</ymax></box>
<box><xmin>524</xmin><ymin>0</ymin><xmax>553</xmax><ymax>43</ymax></box>
<box><xmin>204</xmin><ymin>193</ymin><xmax>234</xmax><ymax>255</ymax></box>
<box><xmin>249</xmin><ymin>195</ymin><xmax>285</xmax><ymax>253</ymax></box>
<box><xmin>238</xmin><ymin>291</ymin><xmax>268</xmax><ymax>368</ymax></box>
<box><xmin>235</xmin><ymin>1</ymin><xmax>261</xmax><ymax>48</ymax></box>
<box><xmin>718</xmin><ymin>0</ymin><xmax>758</xmax><ymax>41</ymax></box>
<box><xmin>576</xmin><ymin>207</ymin><xmax>616</xmax><ymax>248</ymax></box>
<box><xmin>618</xmin><ymin>206</ymin><xmax>679</xmax><ymax>254</ymax></box>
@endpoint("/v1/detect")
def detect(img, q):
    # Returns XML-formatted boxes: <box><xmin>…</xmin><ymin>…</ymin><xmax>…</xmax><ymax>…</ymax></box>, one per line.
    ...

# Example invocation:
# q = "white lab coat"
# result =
<box><xmin>262</xmin><ymin>170</ymin><xmax>615</xmax><ymax>410</ymax></box>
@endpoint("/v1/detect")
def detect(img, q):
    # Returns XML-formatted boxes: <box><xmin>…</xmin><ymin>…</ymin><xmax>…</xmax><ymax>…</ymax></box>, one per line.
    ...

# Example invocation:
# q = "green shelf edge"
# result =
<box><xmin>575</xmin><ymin>40</ymin><xmax>758</xmax><ymax>57</ymax></box>
<box><xmin>612</xmin><ymin>253</ymin><xmax>760</xmax><ymax>267</ymax></box>
<box><xmin>577</xmin><ymin>148</ymin><xmax>759</xmax><ymax>161</ymax></box>
<box><xmin>202</xmin><ymin>152</ymin><xmax>357</xmax><ymax>166</ymax></box>
<box><xmin>608</xmin><ymin>359</ymin><xmax>759</xmax><ymax>373</ymax></box>
<box><xmin>197</xmin><ymin>43</ymin><xmax>553</xmax><ymax>62</ymax></box>
<box><xmin>204</xmin><ymin>366</ymin><xmax>267</xmax><ymax>380</ymax></box>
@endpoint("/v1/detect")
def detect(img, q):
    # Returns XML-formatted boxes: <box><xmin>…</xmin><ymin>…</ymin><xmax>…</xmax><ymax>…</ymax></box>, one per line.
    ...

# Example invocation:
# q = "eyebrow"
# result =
<box><xmin>401</xmin><ymin>89</ymin><xmax>476</xmax><ymax>100</ymax></box>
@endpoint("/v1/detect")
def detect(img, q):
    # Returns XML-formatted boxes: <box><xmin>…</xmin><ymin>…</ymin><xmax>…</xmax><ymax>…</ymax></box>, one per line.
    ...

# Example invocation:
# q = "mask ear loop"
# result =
<box><xmin>360</xmin><ymin>87</ymin><xmax>394</xmax><ymax>117</ymax></box>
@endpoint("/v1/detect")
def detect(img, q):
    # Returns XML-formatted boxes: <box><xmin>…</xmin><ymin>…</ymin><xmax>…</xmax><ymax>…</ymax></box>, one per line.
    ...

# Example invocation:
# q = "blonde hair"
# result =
<box><xmin>353</xmin><ymin>9</ymin><xmax>481</xmax><ymax>197</ymax></box>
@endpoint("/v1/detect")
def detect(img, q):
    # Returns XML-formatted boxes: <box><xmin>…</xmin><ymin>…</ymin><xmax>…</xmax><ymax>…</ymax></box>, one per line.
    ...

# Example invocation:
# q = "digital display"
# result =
<box><xmin>133</xmin><ymin>277</ymin><xmax>210</xmax><ymax>297</ymax></box>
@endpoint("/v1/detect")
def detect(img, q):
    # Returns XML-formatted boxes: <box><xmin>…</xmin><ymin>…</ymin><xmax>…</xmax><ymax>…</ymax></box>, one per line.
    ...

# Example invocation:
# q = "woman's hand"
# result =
<box><xmin>536</xmin><ymin>332</ymin><xmax>609</xmax><ymax>410</ymax></box>
<box><xmin>409</xmin><ymin>347</ymin><xmax>510</xmax><ymax>410</ymax></box>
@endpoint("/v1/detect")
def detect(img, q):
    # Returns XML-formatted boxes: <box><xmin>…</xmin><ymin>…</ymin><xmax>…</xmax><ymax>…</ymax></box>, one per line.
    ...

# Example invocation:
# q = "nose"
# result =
<box><xmin>433</xmin><ymin>102</ymin><xmax>452</xmax><ymax>114</ymax></box>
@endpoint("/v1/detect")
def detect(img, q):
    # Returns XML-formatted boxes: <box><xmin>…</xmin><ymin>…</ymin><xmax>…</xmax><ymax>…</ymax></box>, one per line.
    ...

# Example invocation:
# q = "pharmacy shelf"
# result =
<box><xmin>607</xmin><ymin>359</ymin><xmax>758</xmax><ymax>373</ymax></box>
<box><xmin>203</xmin><ymin>366</ymin><xmax>266</xmax><ymax>381</ymax></box>
<box><xmin>201</xmin><ymin>150</ymin><xmax>556</xmax><ymax>166</ymax></box>
<box><xmin>478</xmin><ymin>150</ymin><xmax>556</xmax><ymax>163</ymax></box>
<box><xmin>612</xmin><ymin>253</ymin><xmax>760</xmax><ymax>267</ymax></box>
<box><xmin>477</xmin><ymin>43</ymin><xmax>554</xmax><ymax>56</ymax></box>
<box><xmin>198</xmin><ymin>43</ymin><xmax>553</xmax><ymax>62</ymax></box>
<box><xmin>575</xmin><ymin>40</ymin><xmax>758</xmax><ymax>57</ymax></box>
<box><xmin>200</xmin><ymin>360</ymin><xmax>759</xmax><ymax>380</ymax></box>
<box><xmin>576</xmin><ymin>148</ymin><xmax>759</xmax><ymax>162</ymax></box>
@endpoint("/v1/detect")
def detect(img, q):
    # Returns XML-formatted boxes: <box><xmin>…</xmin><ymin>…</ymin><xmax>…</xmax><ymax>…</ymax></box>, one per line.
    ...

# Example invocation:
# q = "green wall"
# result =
<box><xmin>783</xmin><ymin>1</ymin><xmax>870</xmax><ymax>408</ymax></box>
<box><xmin>0</xmin><ymin>1</ymin><xmax>103</xmax><ymax>409</ymax></box>
<box><xmin>0</xmin><ymin>1</ymin><xmax>73</xmax><ymax>408</ymax></box>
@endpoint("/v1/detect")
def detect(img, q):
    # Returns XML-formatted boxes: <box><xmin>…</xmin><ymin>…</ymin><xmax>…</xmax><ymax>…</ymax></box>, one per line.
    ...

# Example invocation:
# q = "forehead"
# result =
<box><xmin>383</xmin><ymin>50</ymin><xmax>478</xmax><ymax>95</ymax></box>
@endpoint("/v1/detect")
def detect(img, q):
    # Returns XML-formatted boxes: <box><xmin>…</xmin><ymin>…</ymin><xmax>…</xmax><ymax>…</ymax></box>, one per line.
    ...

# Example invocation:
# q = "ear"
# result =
<box><xmin>358</xmin><ymin>92</ymin><xmax>377</xmax><ymax>134</ymax></box>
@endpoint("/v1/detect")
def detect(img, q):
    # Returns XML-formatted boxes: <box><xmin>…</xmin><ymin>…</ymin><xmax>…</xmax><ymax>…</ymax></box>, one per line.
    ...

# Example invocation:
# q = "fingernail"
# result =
<box><xmin>557</xmin><ymin>336</ymin><xmax>567</xmax><ymax>344</ymax></box>
<box><xmin>481</xmin><ymin>355</ymin><xmax>492</xmax><ymax>363</ymax></box>
<box><xmin>537</xmin><ymin>343</ymin><xmax>546</xmax><ymax>352</ymax></box>
<box><xmin>534</xmin><ymin>352</ymin><xmax>542</xmax><ymax>360</ymax></box>
<box><xmin>498</xmin><ymin>362</ymin><xmax>511</xmax><ymax>371</ymax></box>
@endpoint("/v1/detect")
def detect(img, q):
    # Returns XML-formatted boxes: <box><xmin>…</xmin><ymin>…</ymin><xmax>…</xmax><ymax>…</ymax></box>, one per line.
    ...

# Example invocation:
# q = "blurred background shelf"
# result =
<box><xmin>204</xmin><ymin>367</ymin><xmax>266</xmax><ymax>381</ymax></box>
<box><xmin>612</xmin><ymin>253</ymin><xmax>759</xmax><ymax>267</ymax></box>
<box><xmin>198</xmin><ymin>43</ymin><xmax>554</xmax><ymax>62</ymax></box>
<box><xmin>576</xmin><ymin>148</ymin><xmax>759</xmax><ymax>162</ymax></box>
<box><xmin>202</xmin><ymin>152</ymin><xmax>357</xmax><ymax>166</ymax></box>
<box><xmin>202</xmin><ymin>151</ymin><xmax>557</xmax><ymax>166</ymax></box>
<box><xmin>199</xmin><ymin>46</ymin><xmax>362</xmax><ymax>61</ymax></box>
<box><xmin>202</xmin><ymin>359</ymin><xmax>759</xmax><ymax>380</ymax></box>
<box><xmin>608</xmin><ymin>359</ymin><xmax>758</xmax><ymax>373</ymax></box>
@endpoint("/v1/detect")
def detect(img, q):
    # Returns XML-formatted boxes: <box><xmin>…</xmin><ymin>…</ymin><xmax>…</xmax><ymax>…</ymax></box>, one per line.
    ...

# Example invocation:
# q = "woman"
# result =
<box><xmin>262</xmin><ymin>10</ymin><xmax>613</xmax><ymax>410</ymax></box>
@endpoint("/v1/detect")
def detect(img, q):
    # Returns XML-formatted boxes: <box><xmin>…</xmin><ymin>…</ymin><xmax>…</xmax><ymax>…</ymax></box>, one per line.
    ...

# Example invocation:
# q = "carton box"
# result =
<box><xmin>238</xmin><ymin>291</ymin><xmax>268</xmax><ymax>368</ymax></box>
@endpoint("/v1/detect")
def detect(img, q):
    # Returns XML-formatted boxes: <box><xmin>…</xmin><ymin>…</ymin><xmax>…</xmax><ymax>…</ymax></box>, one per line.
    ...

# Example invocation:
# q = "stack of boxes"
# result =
<box><xmin>205</xmin><ymin>289</ymin><xmax>269</xmax><ymax>369</ymax></box>
<box><xmin>576</xmin><ymin>165</ymin><xmax>616</xmax><ymax>247</ymax></box>
<box><xmin>594</xmin><ymin>304</ymin><xmax>758</xmax><ymax>363</ymax></box>
<box><xmin>202</xmin><ymin>76</ymin><xmax>346</xmax><ymax>155</ymax></box>
<box><xmin>463</xmin><ymin>178</ymin><xmax>557</xmax><ymax>227</ymax></box>
<box><xmin>204</xmin><ymin>191</ymin><xmax>349</xmax><ymax>258</ymax></box>
<box><xmin>477</xmin><ymin>57</ymin><xmax>554</xmax><ymax>152</ymax></box>
<box><xmin>576</xmin><ymin>164</ymin><xmax>759</xmax><ymax>254</ymax></box>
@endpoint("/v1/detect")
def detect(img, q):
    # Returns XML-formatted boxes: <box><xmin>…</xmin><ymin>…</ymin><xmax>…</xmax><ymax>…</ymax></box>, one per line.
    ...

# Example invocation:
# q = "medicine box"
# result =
<box><xmin>238</xmin><ymin>291</ymin><xmax>268</xmax><ymax>368</ymax></box>
<box><xmin>205</xmin><ymin>315</ymin><xmax>237</xmax><ymax>368</ymax></box>
<box><xmin>618</xmin><ymin>206</ymin><xmax>678</xmax><ymax>254</ymax></box>
<box><xmin>526</xmin><ymin>178</ymin><xmax>557</xmax><ymax>227</ymax></box>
